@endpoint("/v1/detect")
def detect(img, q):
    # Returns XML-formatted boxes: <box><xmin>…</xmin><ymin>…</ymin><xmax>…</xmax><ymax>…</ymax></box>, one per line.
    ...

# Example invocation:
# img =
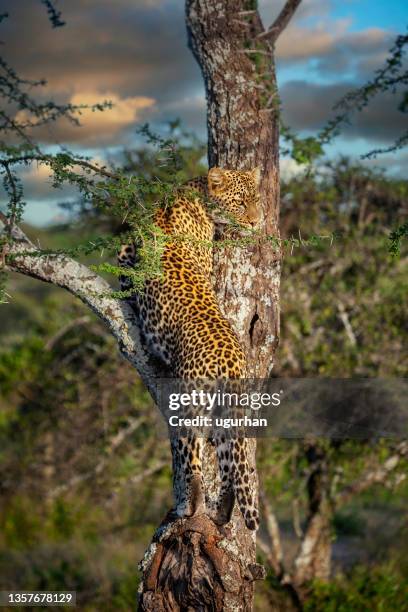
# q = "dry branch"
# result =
<box><xmin>258</xmin><ymin>0</ymin><xmax>302</xmax><ymax>45</ymax></box>
<box><xmin>337</xmin><ymin>441</ymin><xmax>408</xmax><ymax>506</ymax></box>
<box><xmin>260</xmin><ymin>489</ymin><xmax>284</xmax><ymax>578</ymax></box>
<box><xmin>48</xmin><ymin>416</ymin><xmax>147</xmax><ymax>498</ymax></box>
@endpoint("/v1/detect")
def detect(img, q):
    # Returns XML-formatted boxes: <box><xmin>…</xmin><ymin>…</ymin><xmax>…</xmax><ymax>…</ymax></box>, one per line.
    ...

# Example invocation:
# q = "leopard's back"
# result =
<box><xmin>125</xmin><ymin>191</ymin><xmax>246</xmax><ymax>377</ymax></box>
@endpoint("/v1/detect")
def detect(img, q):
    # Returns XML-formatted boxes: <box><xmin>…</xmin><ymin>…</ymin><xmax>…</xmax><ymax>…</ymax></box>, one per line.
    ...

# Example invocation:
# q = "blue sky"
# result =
<box><xmin>1</xmin><ymin>0</ymin><xmax>407</xmax><ymax>225</ymax></box>
<box><xmin>331</xmin><ymin>0</ymin><xmax>407</xmax><ymax>32</ymax></box>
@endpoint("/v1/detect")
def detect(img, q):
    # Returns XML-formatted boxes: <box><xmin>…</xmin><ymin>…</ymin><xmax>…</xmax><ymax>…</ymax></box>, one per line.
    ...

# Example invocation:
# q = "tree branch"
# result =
<box><xmin>125</xmin><ymin>459</ymin><xmax>168</xmax><ymax>487</ymax></box>
<box><xmin>259</xmin><ymin>489</ymin><xmax>285</xmax><ymax>578</ymax></box>
<box><xmin>48</xmin><ymin>416</ymin><xmax>147</xmax><ymax>498</ymax></box>
<box><xmin>337</xmin><ymin>300</ymin><xmax>357</xmax><ymax>347</ymax></box>
<box><xmin>258</xmin><ymin>0</ymin><xmax>302</xmax><ymax>45</ymax></box>
<box><xmin>259</xmin><ymin>490</ymin><xmax>303</xmax><ymax>610</ymax></box>
<box><xmin>337</xmin><ymin>441</ymin><xmax>408</xmax><ymax>507</ymax></box>
<box><xmin>0</xmin><ymin>216</ymin><xmax>165</xmax><ymax>403</ymax></box>
<box><xmin>4</xmin><ymin>153</ymin><xmax>119</xmax><ymax>179</ymax></box>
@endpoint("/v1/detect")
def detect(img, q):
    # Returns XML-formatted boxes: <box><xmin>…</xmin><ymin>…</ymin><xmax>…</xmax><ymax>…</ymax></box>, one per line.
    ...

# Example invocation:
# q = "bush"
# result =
<box><xmin>305</xmin><ymin>564</ymin><xmax>408</xmax><ymax>612</ymax></box>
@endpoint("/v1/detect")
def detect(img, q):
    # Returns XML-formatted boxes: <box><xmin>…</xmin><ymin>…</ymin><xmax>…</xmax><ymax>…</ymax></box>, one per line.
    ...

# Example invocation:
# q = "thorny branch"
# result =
<box><xmin>2</xmin><ymin>162</ymin><xmax>19</xmax><ymax>230</ymax></box>
<box><xmin>3</xmin><ymin>153</ymin><xmax>120</xmax><ymax>180</ymax></box>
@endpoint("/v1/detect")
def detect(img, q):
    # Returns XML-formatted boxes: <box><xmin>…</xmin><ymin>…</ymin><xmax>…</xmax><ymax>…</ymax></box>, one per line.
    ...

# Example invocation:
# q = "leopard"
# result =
<box><xmin>118</xmin><ymin>166</ymin><xmax>261</xmax><ymax>530</ymax></box>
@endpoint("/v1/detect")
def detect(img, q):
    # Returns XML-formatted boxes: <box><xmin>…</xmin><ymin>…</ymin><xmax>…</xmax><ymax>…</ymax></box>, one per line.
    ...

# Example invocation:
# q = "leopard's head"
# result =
<box><xmin>207</xmin><ymin>167</ymin><xmax>261</xmax><ymax>228</ymax></box>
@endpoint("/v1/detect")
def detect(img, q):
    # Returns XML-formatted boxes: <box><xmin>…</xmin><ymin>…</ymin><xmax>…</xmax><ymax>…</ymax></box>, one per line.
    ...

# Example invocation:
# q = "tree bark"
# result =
<box><xmin>139</xmin><ymin>1</ymin><xmax>285</xmax><ymax>610</ymax></box>
<box><xmin>292</xmin><ymin>444</ymin><xmax>331</xmax><ymax>597</ymax></box>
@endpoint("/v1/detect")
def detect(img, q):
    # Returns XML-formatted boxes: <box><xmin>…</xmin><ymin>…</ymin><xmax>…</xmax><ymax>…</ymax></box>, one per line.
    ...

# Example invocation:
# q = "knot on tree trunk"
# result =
<box><xmin>139</xmin><ymin>512</ymin><xmax>265</xmax><ymax>611</ymax></box>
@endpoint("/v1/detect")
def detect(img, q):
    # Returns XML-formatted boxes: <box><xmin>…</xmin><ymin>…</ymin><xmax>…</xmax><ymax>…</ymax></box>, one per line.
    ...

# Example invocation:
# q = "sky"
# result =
<box><xmin>1</xmin><ymin>0</ymin><xmax>407</xmax><ymax>225</ymax></box>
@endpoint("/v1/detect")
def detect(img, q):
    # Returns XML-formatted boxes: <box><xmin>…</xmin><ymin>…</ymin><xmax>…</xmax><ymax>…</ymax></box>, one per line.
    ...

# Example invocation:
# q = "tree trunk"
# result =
<box><xmin>293</xmin><ymin>444</ymin><xmax>332</xmax><ymax>599</ymax></box>
<box><xmin>139</xmin><ymin>1</ymin><xmax>281</xmax><ymax>610</ymax></box>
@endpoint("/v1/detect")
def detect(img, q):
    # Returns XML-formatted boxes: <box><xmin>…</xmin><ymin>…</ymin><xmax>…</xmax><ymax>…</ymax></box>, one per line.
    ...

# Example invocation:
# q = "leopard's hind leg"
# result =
<box><xmin>171</xmin><ymin>433</ymin><xmax>206</xmax><ymax>518</ymax></box>
<box><xmin>212</xmin><ymin>433</ymin><xmax>235</xmax><ymax>525</ymax></box>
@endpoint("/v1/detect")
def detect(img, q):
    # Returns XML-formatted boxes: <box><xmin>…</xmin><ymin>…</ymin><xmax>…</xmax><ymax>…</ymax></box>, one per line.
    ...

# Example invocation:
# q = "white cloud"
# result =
<box><xmin>280</xmin><ymin>158</ymin><xmax>308</xmax><ymax>181</ymax></box>
<box><xmin>15</xmin><ymin>91</ymin><xmax>155</xmax><ymax>145</ymax></box>
<box><xmin>69</xmin><ymin>91</ymin><xmax>155</xmax><ymax>132</ymax></box>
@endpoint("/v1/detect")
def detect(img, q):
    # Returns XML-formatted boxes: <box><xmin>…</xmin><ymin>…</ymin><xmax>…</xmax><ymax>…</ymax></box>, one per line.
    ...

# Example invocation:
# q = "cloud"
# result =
<box><xmin>364</xmin><ymin>150</ymin><xmax>408</xmax><ymax>179</ymax></box>
<box><xmin>50</xmin><ymin>92</ymin><xmax>154</xmax><ymax>144</ymax></box>
<box><xmin>281</xmin><ymin>80</ymin><xmax>407</xmax><ymax>144</ymax></box>
<box><xmin>1</xmin><ymin>0</ymin><xmax>404</xmax><ymax>158</ymax></box>
<box><xmin>276</xmin><ymin>24</ymin><xmax>345</xmax><ymax>63</ymax></box>
<box><xmin>280</xmin><ymin>158</ymin><xmax>307</xmax><ymax>181</ymax></box>
<box><xmin>259</xmin><ymin>0</ymin><xmax>395</xmax><ymax>83</ymax></box>
<box><xmin>1</xmin><ymin>0</ymin><xmax>202</xmax><ymax>144</ymax></box>
<box><xmin>14</xmin><ymin>91</ymin><xmax>155</xmax><ymax>145</ymax></box>
<box><xmin>70</xmin><ymin>91</ymin><xmax>155</xmax><ymax>126</ymax></box>
<box><xmin>156</xmin><ymin>94</ymin><xmax>206</xmax><ymax>135</ymax></box>
<box><xmin>2</xmin><ymin>0</ymin><xmax>200</xmax><ymax>99</ymax></box>
<box><xmin>15</xmin><ymin>163</ymin><xmax>74</xmax><ymax>203</ymax></box>
<box><xmin>0</xmin><ymin>162</ymin><xmax>75</xmax><ymax>226</ymax></box>
<box><xmin>276</xmin><ymin>21</ymin><xmax>394</xmax><ymax>80</ymax></box>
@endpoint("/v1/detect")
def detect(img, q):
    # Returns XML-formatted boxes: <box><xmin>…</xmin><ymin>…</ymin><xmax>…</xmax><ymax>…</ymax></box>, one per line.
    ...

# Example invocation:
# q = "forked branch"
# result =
<box><xmin>258</xmin><ymin>0</ymin><xmax>302</xmax><ymax>45</ymax></box>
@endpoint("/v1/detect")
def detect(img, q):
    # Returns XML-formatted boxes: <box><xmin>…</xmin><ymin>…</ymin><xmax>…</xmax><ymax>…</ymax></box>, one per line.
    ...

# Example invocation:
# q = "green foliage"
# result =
<box><xmin>0</xmin><ymin>7</ymin><xmax>407</xmax><ymax>610</ymax></box>
<box><xmin>1</xmin><ymin>155</ymin><xmax>407</xmax><ymax>610</ymax></box>
<box><xmin>388</xmin><ymin>220</ymin><xmax>408</xmax><ymax>257</ymax></box>
<box><xmin>280</xmin><ymin>123</ymin><xmax>325</xmax><ymax>165</ymax></box>
<box><xmin>277</xmin><ymin>158</ymin><xmax>407</xmax><ymax>377</ymax></box>
<box><xmin>257</xmin><ymin>158</ymin><xmax>407</xmax><ymax>609</ymax></box>
<box><xmin>0</xmin><ymin>298</ymin><xmax>171</xmax><ymax>607</ymax></box>
<box><xmin>305</xmin><ymin>564</ymin><xmax>408</xmax><ymax>612</ymax></box>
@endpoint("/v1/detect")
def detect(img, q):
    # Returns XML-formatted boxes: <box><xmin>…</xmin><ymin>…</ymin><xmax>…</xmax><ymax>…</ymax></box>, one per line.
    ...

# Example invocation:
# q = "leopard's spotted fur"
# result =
<box><xmin>118</xmin><ymin>167</ymin><xmax>261</xmax><ymax>530</ymax></box>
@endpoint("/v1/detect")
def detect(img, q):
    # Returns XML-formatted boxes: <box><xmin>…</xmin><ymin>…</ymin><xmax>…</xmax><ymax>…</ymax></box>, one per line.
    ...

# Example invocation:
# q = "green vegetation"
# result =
<box><xmin>0</xmin><ymin>5</ymin><xmax>407</xmax><ymax>609</ymax></box>
<box><xmin>305</xmin><ymin>564</ymin><xmax>408</xmax><ymax>612</ymax></box>
<box><xmin>1</xmin><ymin>145</ymin><xmax>407</xmax><ymax>609</ymax></box>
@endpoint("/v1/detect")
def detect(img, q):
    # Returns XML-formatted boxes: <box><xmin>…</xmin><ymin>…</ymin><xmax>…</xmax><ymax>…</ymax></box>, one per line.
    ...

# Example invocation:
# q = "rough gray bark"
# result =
<box><xmin>138</xmin><ymin>1</ymin><xmax>292</xmax><ymax>610</ymax></box>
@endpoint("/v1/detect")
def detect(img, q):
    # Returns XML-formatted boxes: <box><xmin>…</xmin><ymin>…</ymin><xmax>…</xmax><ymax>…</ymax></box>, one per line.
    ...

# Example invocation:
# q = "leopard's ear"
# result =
<box><xmin>250</xmin><ymin>166</ymin><xmax>261</xmax><ymax>186</ymax></box>
<box><xmin>208</xmin><ymin>167</ymin><xmax>226</xmax><ymax>187</ymax></box>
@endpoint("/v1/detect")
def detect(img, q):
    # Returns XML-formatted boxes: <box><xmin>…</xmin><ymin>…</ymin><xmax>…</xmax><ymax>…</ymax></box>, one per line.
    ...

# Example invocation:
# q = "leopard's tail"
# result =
<box><xmin>230</xmin><ymin>438</ymin><xmax>259</xmax><ymax>530</ymax></box>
